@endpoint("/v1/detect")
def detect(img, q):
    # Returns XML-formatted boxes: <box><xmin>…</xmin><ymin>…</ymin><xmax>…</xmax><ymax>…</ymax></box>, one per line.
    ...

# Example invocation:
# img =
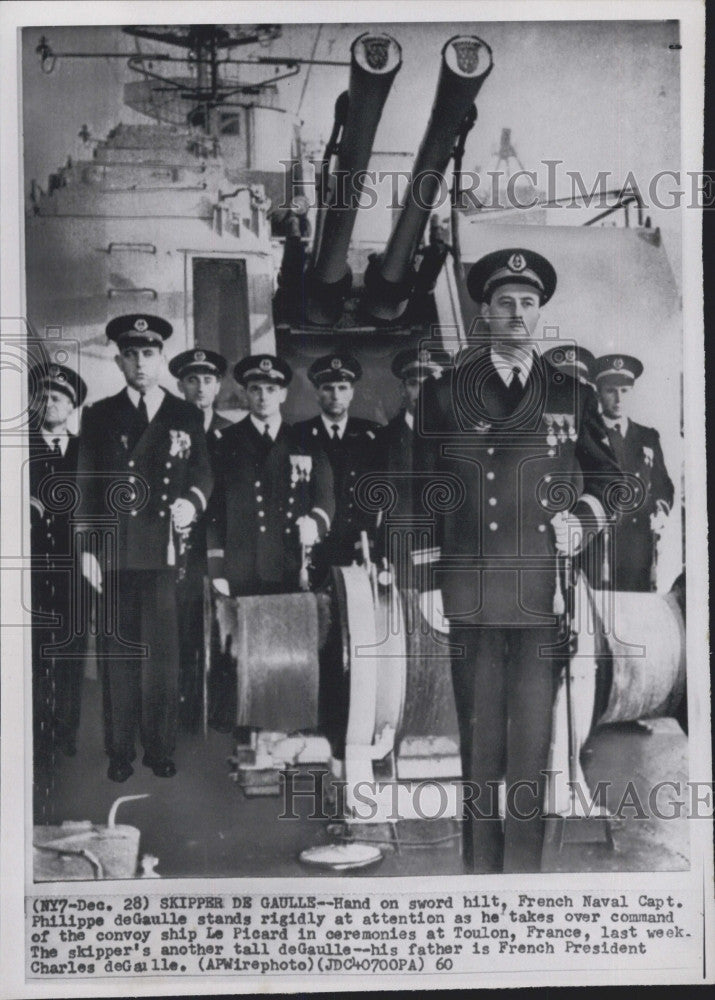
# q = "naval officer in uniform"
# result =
<box><xmin>543</xmin><ymin>344</ymin><xmax>595</xmax><ymax>388</ymax></box>
<box><xmin>414</xmin><ymin>248</ymin><xmax>622</xmax><ymax>873</ymax></box>
<box><xmin>587</xmin><ymin>353</ymin><xmax>674</xmax><ymax>592</ymax></box>
<box><xmin>29</xmin><ymin>362</ymin><xmax>87</xmax><ymax>764</ymax></box>
<box><xmin>293</xmin><ymin>354</ymin><xmax>382</xmax><ymax>581</ymax></box>
<box><xmin>207</xmin><ymin>355</ymin><xmax>334</xmax><ymax>598</ymax></box>
<box><xmin>375</xmin><ymin>347</ymin><xmax>450</xmax><ymax>585</ymax></box>
<box><xmin>169</xmin><ymin>348</ymin><xmax>233</xmax><ymax>731</ymax></box>
<box><xmin>77</xmin><ymin>315</ymin><xmax>213</xmax><ymax>782</ymax></box>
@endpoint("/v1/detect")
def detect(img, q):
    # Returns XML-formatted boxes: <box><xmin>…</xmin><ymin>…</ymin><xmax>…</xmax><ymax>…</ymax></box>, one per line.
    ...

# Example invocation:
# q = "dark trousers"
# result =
<box><xmin>177</xmin><ymin>575</ymin><xmax>204</xmax><ymax>732</ymax></box>
<box><xmin>32</xmin><ymin>574</ymin><xmax>83</xmax><ymax>760</ymax></box>
<box><xmin>102</xmin><ymin>569</ymin><xmax>179</xmax><ymax>763</ymax></box>
<box><xmin>450</xmin><ymin>624</ymin><xmax>559</xmax><ymax>874</ymax></box>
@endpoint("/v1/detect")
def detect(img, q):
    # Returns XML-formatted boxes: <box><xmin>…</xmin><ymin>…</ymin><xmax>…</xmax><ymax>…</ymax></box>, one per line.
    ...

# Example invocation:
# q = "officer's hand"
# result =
<box><xmin>81</xmin><ymin>552</ymin><xmax>103</xmax><ymax>593</ymax></box>
<box><xmin>212</xmin><ymin>578</ymin><xmax>230</xmax><ymax>597</ymax></box>
<box><xmin>550</xmin><ymin>511</ymin><xmax>583</xmax><ymax>556</ymax></box>
<box><xmin>296</xmin><ymin>515</ymin><xmax>319</xmax><ymax>547</ymax></box>
<box><xmin>171</xmin><ymin>498</ymin><xmax>196</xmax><ymax>530</ymax></box>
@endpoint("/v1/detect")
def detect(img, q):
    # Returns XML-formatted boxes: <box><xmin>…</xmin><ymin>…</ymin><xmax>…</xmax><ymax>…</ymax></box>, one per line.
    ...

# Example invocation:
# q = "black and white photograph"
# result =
<box><xmin>0</xmin><ymin>1</ymin><xmax>710</xmax><ymax>992</ymax></box>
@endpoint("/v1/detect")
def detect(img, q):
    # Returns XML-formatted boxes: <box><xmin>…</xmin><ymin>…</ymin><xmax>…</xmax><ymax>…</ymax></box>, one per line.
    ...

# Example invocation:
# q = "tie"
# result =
<box><xmin>505</xmin><ymin>366</ymin><xmax>524</xmax><ymax>409</ymax></box>
<box><xmin>609</xmin><ymin>424</ymin><xmax>626</xmax><ymax>466</ymax></box>
<box><xmin>136</xmin><ymin>394</ymin><xmax>149</xmax><ymax>431</ymax></box>
<box><xmin>613</xmin><ymin>422</ymin><xmax>622</xmax><ymax>436</ymax></box>
<box><xmin>263</xmin><ymin>423</ymin><xmax>273</xmax><ymax>445</ymax></box>
<box><xmin>331</xmin><ymin>424</ymin><xmax>341</xmax><ymax>440</ymax></box>
<box><xmin>51</xmin><ymin>437</ymin><xmax>62</xmax><ymax>456</ymax></box>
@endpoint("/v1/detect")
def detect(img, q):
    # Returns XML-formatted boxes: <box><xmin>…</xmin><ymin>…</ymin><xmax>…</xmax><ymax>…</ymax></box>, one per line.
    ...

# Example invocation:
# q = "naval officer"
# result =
<box><xmin>29</xmin><ymin>362</ymin><xmax>87</xmax><ymax>764</ymax></box>
<box><xmin>543</xmin><ymin>344</ymin><xmax>596</xmax><ymax>388</ymax></box>
<box><xmin>207</xmin><ymin>354</ymin><xmax>334</xmax><ymax>598</ymax></box>
<box><xmin>169</xmin><ymin>348</ymin><xmax>233</xmax><ymax>731</ymax></box>
<box><xmin>293</xmin><ymin>353</ymin><xmax>382</xmax><ymax>581</ymax></box>
<box><xmin>76</xmin><ymin>315</ymin><xmax>213</xmax><ymax>782</ymax></box>
<box><xmin>375</xmin><ymin>347</ymin><xmax>451</xmax><ymax>584</ymax></box>
<box><xmin>586</xmin><ymin>353</ymin><xmax>674</xmax><ymax>592</ymax></box>
<box><xmin>413</xmin><ymin>248</ymin><xmax>622</xmax><ymax>873</ymax></box>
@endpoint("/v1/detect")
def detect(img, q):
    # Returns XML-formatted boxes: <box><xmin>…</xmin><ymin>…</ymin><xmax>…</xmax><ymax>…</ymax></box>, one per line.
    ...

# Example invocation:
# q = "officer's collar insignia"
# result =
<box><xmin>134</xmin><ymin>317</ymin><xmax>149</xmax><ymax>333</ymax></box>
<box><xmin>331</xmin><ymin>358</ymin><xmax>343</xmax><ymax>370</ymax></box>
<box><xmin>195</xmin><ymin>350</ymin><xmax>206</xmax><ymax>362</ymax></box>
<box><xmin>507</xmin><ymin>251</ymin><xmax>527</xmax><ymax>273</ymax></box>
<box><xmin>259</xmin><ymin>358</ymin><xmax>273</xmax><ymax>372</ymax></box>
<box><xmin>613</xmin><ymin>357</ymin><xmax>624</xmax><ymax>369</ymax></box>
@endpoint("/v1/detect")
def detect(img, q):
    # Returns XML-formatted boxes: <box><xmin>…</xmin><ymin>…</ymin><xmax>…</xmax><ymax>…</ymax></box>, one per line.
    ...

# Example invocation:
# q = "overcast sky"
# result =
<box><xmin>21</xmin><ymin>20</ymin><xmax>682</xmax><ymax>272</ymax></box>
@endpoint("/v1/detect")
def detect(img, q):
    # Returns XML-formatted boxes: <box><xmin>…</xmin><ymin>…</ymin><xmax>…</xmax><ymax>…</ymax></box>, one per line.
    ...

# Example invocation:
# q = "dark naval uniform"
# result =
<box><xmin>168</xmin><ymin>348</ymin><xmax>233</xmax><ymax>731</ymax></box>
<box><xmin>374</xmin><ymin>347</ymin><xmax>451</xmax><ymax>586</ymax></box>
<box><xmin>414</xmin><ymin>249</ymin><xmax>622</xmax><ymax>873</ymax></box>
<box><xmin>586</xmin><ymin>355</ymin><xmax>674</xmax><ymax>592</ymax></box>
<box><xmin>76</xmin><ymin>316</ymin><xmax>213</xmax><ymax>779</ymax></box>
<box><xmin>207</xmin><ymin>416</ymin><xmax>334</xmax><ymax>595</ymax></box>
<box><xmin>28</xmin><ymin>363</ymin><xmax>87</xmax><ymax>764</ymax></box>
<box><xmin>294</xmin><ymin>355</ymin><xmax>381</xmax><ymax>580</ymax></box>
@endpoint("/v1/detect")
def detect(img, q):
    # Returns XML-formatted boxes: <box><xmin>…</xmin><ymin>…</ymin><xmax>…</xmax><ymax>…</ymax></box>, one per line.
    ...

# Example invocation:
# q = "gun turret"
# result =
<box><xmin>305</xmin><ymin>32</ymin><xmax>402</xmax><ymax>326</ymax></box>
<box><xmin>362</xmin><ymin>35</ymin><xmax>493</xmax><ymax>323</ymax></box>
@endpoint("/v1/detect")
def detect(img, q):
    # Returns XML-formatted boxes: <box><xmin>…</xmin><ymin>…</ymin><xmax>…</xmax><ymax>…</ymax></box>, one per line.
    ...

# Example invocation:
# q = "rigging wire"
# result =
<box><xmin>296</xmin><ymin>24</ymin><xmax>323</xmax><ymax>118</ymax></box>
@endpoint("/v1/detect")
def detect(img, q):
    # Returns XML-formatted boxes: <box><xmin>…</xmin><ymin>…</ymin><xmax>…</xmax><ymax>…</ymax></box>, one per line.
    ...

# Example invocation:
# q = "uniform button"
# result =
<box><xmin>260</xmin><ymin>526</ymin><xmax>266</xmax><ymax>533</ymax></box>
<box><xmin>348</xmin><ymin>504</ymin><xmax>354</xmax><ymax>510</ymax></box>
<box><xmin>489</xmin><ymin>522</ymin><xmax>498</xmax><ymax>531</ymax></box>
<box><xmin>488</xmin><ymin>497</ymin><xmax>497</xmax><ymax>506</ymax></box>
<box><xmin>128</xmin><ymin>460</ymin><xmax>135</xmax><ymax>468</ymax></box>
<box><xmin>256</xmin><ymin>495</ymin><xmax>263</xmax><ymax>502</ymax></box>
<box><xmin>632</xmin><ymin>517</ymin><xmax>637</xmax><ymax>523</ymax></box>
<box><xmin>46</xmin><ymin>532</ymin><xmax>52</xmax><ymax>540</ymax></box>
<box><xmin>258</xmin><ymin>511</ymin><xmax>265</xmax><ymax>518</ymax></box>
<box><xmin>165</xmin><ymin>462</ymin><xmax>171</xmax><ymax>469</ymax></box>
<box><xmin>548</xmin><ymin>448</ymin><xmax>555</xmax><ymax>457</ymax></box>
<box><xmin>538</xmin><ymin>524</ymin><xmax>547</xmax><ymax>533</ymax></box>
<box><xmin>285</xmin><ymin>528</ymin><xmax>291</xmax><ymax>535</ymax></box>
<box><xmin>131</xmin><ymin>510</ymin><xmax>138</xmax><ymax>517</ymax></box>
<box><xmin>161</xmin><ymin>494</ymin><xmax>167</xmax><ymax>501</ymax></box>
<box><xmin>350</xmin><ymin>470</ymin><xmax>356</xmax><ymax>477</ymax></box>
<box><xmin>486</xmin><ymin>471</ymin><xmax>495</xmax><ymax>480</ymax></box>
<box><xmin>541</xmin><ymin>499</ymin><xmax>549</xmax><ymax>507</ymax></box>
<box><xmin>545</xmin><ymin>475</ymin><xmax>552</xmax><ymax>483</ymax></box>
<box><xmin>487</xmin><ymin>447</ymin><xmax>495</xmax><ymax>456</ymax></box>
<box><xmin>349</xmin><ymin>486</ymin><xmax>354</xmax><ymax>493</ymax></box>
<box><xmin>287</xmin><ymin>511</ymin><xmax>293</xmax><ymax>519</ymax></box>
<box><xmin>128</xmin><ymin>475</ymin><xmax>136</xmax><ymax>484</ymax></box>
<box><xmin>163</xmin><ymin>477</ymin><xmax>170</xmax><ymax>484</ymax></box>
<box><xmin>255</xmin><ymin>481</ymin><xmax>261</xmax><ymax>488</ymax></box>
<box><xmin>159</xmin><ymin>510</ymin><xmax>166</xmax><ymax>518</ymax></box>
<box><xmin>289</xmin><ymin>497</ymin><xmax>295</xmax><ymax>504</ymax></box>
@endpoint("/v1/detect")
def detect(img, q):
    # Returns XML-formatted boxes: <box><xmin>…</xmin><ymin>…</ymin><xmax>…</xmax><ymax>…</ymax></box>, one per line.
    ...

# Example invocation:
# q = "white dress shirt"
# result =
<box><xmin>126</xmin><ymin>384</ymin><xmax>165</xmax><ymax>422</ymax></box>
<box><xmin>41</xmin><ymin>428</ymin><xmax>70</xmax><ymax>456</ymax></box>
<box><xmin>490</xmin><ymin>347</ymin><xmax>536</xmax><ymax>388</ymax></box>
<box><xmin>321</xmin><ymin>413</ymin><xmax>348</xmax><ymax>439</ymax></box>
<box><xmin>250</xmin><ymin>413</ymin><xmax>282</xmax><ymax>441</ymax></box>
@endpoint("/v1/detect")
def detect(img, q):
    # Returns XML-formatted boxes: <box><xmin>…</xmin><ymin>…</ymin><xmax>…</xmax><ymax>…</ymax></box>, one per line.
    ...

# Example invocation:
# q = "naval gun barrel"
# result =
<box><xmin>363</xmin><ymin>35</ymin><xmax>493</xmax><ymax>322</ymax></box>
<box><xmin>306</xmin><ymin>32</ymin><xmax>402</xmax><ymax>326</ymax></box>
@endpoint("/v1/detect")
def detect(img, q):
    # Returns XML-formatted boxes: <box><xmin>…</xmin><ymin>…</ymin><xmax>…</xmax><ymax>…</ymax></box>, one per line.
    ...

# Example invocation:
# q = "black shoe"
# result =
<box><xmin>142</xmin><ymin>754</ymin><xmax>177</xmax><ymax>778</ymax></box>
<box><xmin>107</xmin><ymin>759</ymin><xmax>134</xmax><ymax>783</ymax></box>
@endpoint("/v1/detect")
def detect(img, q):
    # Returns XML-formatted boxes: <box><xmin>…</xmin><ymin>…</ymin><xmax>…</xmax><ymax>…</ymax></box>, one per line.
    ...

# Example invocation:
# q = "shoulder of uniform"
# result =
<box><xmin>631</xmin><ymin>420</ymin><xmax>658</xmax><ymax>439</ymax></box>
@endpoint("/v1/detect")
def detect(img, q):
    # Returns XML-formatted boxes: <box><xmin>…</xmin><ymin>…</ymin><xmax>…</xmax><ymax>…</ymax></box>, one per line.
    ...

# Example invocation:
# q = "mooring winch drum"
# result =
<box><xmin>592</xmin><ymin>587</ymin><xmax>686</xmax><ymax>726</ymax></box>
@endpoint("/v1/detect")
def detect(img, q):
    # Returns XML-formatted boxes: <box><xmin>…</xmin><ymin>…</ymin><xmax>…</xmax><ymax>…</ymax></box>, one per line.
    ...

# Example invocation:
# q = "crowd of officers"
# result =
<box><xmin>29</xmin><ymin>246</ymin><xmax>674</xmax><ymax>873</ymax></box>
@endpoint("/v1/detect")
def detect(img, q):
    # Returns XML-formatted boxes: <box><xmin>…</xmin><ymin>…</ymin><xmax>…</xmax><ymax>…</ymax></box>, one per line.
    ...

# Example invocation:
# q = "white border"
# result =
<box><xmin>0</xmin><ymin>1</ymin><xmax>710</xmax><ymax>995</ymax></box>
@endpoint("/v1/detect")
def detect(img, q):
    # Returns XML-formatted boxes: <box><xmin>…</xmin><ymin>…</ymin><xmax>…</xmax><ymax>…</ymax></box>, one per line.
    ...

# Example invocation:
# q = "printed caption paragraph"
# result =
<box><xmin>27</xmin><ymin>889</ymin><xmax>700</xmax><ymax>979</ymax></box>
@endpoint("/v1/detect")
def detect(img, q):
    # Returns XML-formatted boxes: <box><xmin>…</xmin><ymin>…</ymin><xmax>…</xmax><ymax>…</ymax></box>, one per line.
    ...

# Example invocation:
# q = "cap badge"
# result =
<box><xmin>259</xmin><ymin>358</ymin><xmax>273</xmax><ymax>373</ymax></box>
<box><xmin>133</xmin><ymin>318</ymin><xmax>148</xmax><ymax>333</ymax></box>
<box><xmin>195</xmin><ymin>350</ymin><xmax>206</xmax><ymax>362</ymax></box>
<box><xmin>331</xmin><ymin>358</ymin><xmax>343</xmax><ymax>370</ymax></box>
<box><xmin>614</xmin><ymin>357</ymin><xmax>624</xmax><ymax>370</ymax></box>
<box><xmin>49</xmin><ymin>365</ymin><xmax>60</xmax><ymax>378</ymax></box>
<box><xmin>565</xmin><ymin>349</ymin><xmax>576</xmax><ymax>363</ymax></box>
<box><xmin>507</xmin><ymin>252</ymin><xmax>527</xmax><ymax>273</ymax></box>
<box><xmin>418</xmin><ymin>349</ymin><xmax>430</xmax><ymax>364</ymax></box>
